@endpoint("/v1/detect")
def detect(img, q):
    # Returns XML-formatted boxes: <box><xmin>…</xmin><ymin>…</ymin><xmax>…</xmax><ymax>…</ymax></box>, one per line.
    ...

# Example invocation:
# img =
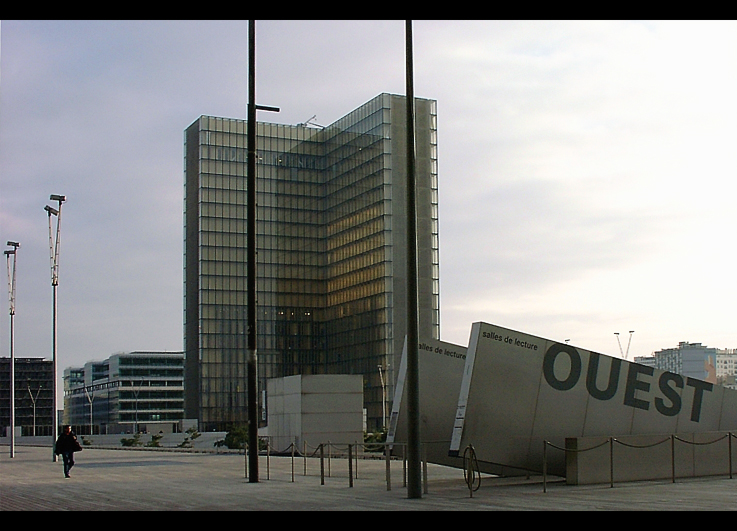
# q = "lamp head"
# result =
<box><xmin>44</xmin><ymin>205</ymin><xmax>59</xmax><ymax>216</ymax></box>
<box><xmin>50</xmin><ymin>194</ymin><xmax>66</xmax><ymax>203</ymax></box>
<box><xmin>6</xmin><ymin>241</ymin><xmax>19</xmax><ymax>248</ymax></box>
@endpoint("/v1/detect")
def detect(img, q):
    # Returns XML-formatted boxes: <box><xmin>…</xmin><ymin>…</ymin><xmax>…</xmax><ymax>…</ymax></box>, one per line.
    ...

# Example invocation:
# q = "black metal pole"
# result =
<box><xmin>247</xmin><ymin>19</ymin><xmax>259</xmax><ymax>483</ymax></box>
<box><xmin>405</xmin><ymin>19</ymin><xmax>422</xmax><ymax>499</ymax></box>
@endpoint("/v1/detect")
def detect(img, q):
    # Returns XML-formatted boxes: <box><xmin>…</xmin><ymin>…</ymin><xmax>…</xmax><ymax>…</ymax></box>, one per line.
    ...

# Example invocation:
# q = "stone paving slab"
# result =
<box><xmin>2</xmin><ymin>445</ymin><xmax>737</xmax><ymax>510</ymax></box>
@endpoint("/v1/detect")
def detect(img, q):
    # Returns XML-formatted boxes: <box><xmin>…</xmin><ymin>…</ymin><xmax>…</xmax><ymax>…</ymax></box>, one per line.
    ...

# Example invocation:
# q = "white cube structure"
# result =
<box><xmin>266</xmin><ymin>374</ymin><xmax>364</xmax><ymax>453</ymax></box>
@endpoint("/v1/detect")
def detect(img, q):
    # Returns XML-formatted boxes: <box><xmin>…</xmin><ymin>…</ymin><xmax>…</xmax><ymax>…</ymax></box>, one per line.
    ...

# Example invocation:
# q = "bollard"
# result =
<box><xmin>320</xmin><ymin>444</ymin><xmax>325</xmax><ymax>486</ymax></box>
<box><xmin>303</xmin><ymin>441</ymin><xmax>307</xmax><ymax>476</ymax></box>
<box><xmin>348</xmin><ymin>444</ymin><xmax>354</xmax><ymax>488</ymax></box>
<box><xmin>291</xmin><ymin>443</ymin><xmax>295</xmax><ymax>483</ymax></box>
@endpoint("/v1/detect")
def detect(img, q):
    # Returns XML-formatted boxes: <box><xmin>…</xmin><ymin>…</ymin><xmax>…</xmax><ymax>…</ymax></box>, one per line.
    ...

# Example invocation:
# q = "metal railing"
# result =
<box><xmin>542</xmin><ymin>432</ymin><xmax>737</xmax><ymax>492</ymax></box>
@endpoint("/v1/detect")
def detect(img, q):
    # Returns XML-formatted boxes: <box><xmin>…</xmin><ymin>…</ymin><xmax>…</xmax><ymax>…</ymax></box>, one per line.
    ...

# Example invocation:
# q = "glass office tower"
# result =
<box><xmin>184</xmin><ymin>93</ymin><xmax>439</xmax><ymax>432</ymax></box>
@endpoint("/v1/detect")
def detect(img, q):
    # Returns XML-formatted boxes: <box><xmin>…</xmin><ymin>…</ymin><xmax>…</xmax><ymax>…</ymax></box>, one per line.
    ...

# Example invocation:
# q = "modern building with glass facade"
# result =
<box><xmin>63</xmin><ymin>351</ymin><xmax>184</xmax><ymax>434</ymax></box>
<box><xmin>184</xmin><ymin>93</ymin><xmax>440</xmax><ymax>432</ymax></box>
<box><xmin>0</xmin><ymin>357</ymin><xmax>54</xmax><ymax>436</ymax></box>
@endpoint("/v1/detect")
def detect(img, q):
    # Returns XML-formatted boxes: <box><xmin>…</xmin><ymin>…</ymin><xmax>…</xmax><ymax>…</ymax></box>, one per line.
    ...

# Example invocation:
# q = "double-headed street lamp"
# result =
<box><xmin>45</xmin><ymin>194</ymin><xmax>65</xmax><ymax>461</ymax></box>
<box><xmin>5</xmin><ymin>241</ymin><xmax>20</xmax><ymax>458</ymax></box>
<box><xmin>27</xmin><ymin>382</ymin><xmax>42</xmax><ymax>437</ymax></box>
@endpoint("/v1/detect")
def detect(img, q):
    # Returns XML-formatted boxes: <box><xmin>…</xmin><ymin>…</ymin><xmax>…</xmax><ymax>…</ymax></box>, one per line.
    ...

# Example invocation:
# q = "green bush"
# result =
<box><xmin>121</xmin><ymin>433</ymin><xmax>143</xmax><ymax>447</ymax></box>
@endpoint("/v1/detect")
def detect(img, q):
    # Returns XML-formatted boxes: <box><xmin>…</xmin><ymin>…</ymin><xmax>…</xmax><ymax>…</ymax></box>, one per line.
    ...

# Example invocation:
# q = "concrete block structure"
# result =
<box><xmin>265</xmin><ymin>374</ymin><xmax>363</xmax><ymax>453</ymax></box>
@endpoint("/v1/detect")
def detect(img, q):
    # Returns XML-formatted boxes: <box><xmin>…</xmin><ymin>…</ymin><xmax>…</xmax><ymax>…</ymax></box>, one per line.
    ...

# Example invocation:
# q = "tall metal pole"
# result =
<box><xmin>245</xmin><ymin>20</ymin><xmax>279</xmax><ymax>482</ymax></box>
<box><xmin>46</xmin><ymin>194</ymin><xmax>65</xmax><ymax>461</ymax></box>
<box><xmin>405</xmin><ymin>19</ymin><xmax>422</xmax><ymax>499</ymax></box>
<box><xmin>246</xmin><ymin>19</ymin><xmax>259</xmax><ymax>483</ymax></box>
<box><xmin>5</xmin><ymin>241</ymin><xmax>19</xmax><ymax>458</ymax></box>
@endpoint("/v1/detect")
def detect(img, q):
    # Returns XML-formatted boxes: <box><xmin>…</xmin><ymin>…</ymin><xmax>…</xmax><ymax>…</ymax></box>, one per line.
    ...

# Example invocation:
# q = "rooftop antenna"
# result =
<box><xmin>299</xmin><ymin>115</ymin><xmax>325</xmax><ymax>128</ymax></box>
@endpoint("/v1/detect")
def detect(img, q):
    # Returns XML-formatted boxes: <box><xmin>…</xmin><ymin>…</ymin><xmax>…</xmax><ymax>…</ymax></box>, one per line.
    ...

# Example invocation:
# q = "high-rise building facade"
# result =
<box><xmin>184</xmin><ymin>93</ymin><xmax>440</xmax><ymax>432</ymax></box>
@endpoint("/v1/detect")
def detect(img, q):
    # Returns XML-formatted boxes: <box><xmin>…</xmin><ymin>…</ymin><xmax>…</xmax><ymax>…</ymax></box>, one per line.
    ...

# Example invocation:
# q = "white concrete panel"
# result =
<box><xmin>452</xmin><ymin>321</ymin><xmax>737</xmax><ymax>478</ymax></box>
<box><xmin>301</xmin><ymin>393</ymin><xmax>363</xmax><ymax>414</ymax></box>
<box><xmin>301</xmin><ymin>374</ymin><xmax>362</xmax><ymax>394</ymax></box>
<box><xmin>387</xmin><ymin>336</ymin><xmax>467</xmax><ymax>468</ymax></box>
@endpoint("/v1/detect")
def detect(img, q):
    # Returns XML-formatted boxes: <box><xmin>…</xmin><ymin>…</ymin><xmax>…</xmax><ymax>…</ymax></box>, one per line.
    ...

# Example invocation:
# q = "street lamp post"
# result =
<box><xmin>84</xmin><ymin>386</ymin><xmax>95</xmax><ymax>436</ymax></box>
<box><xmin>27</xmin><ymin>382</ymin><xmax>42</xmax><ymax>437</ymax></box>
<box><xmin>614</xmin><ymin>331</ymin><xmax>635</xmax><ymax>360</ymax></box>
<box><xmin>246</xmin><ymin>19</ymin><xmax>279</xmax><ymax>483</ymax></box>
<box><xmin>378</xmin><ymin>364</ymin><xmax>387</xmax><ymax>431</ymax></box>
<box><xmin>45</xmin><ymin>194</ymin><xmax>65</xmax><ymax>461</ymax></box>
<box><xmin>405</xmin><ymin>19</ymin><xmax>422</xmax><ymax>500</ymax></box>
<box><xmin>5</xmin><ymin>241</ymin><xmax>20</xmax><ymax>458</ymax></box>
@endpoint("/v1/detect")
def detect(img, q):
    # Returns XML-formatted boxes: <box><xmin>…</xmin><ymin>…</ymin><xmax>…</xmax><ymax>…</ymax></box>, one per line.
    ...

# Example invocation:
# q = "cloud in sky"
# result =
<box><xmin>2</xmin><ymin>20</ymin><xmax>737</xmax><ymax>397</ymax></box>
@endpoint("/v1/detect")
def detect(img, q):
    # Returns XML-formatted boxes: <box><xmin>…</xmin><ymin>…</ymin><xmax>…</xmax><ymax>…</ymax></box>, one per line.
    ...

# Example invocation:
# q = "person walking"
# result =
<box><xmin>54</xmin><ymin>425</ymin><xmax>81</xmax><ymax>478</ymax></box>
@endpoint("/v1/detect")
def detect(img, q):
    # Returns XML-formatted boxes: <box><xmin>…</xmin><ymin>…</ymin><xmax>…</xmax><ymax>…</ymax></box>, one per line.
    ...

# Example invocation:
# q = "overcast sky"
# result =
<box><xmin>2</xmin><ymin>20</ymin><xmax>737</xmax><ymax>394</ymax></box>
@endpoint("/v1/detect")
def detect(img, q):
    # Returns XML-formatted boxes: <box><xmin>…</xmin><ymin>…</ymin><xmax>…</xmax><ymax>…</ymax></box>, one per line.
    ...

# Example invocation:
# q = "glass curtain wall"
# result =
<box><xmin>184</xmin><ymin>94</ymin><xmax>439</xmax><ymax>432</ymax></box>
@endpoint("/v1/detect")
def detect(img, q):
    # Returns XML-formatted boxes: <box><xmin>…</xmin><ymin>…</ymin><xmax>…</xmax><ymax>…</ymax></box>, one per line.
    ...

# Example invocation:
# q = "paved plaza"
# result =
<box><xmin>2</xmin><ymin>444</ymin><xmax>737</xmax><ymax>510</ymax></box>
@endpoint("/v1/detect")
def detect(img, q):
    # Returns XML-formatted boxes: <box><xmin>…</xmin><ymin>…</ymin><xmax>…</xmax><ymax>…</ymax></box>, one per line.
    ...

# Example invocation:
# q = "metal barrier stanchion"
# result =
<box><xmin>609</xmin><ymin>437</ymin><xmax>613</xmax><ymax>488</ymax></box>
<box><xmin>386</xmin><ymin>443</ymin><xmax>392</xmax><ymax>491</ymax></box>
<box><xmin>402</xmin><ymin>443</ymin><xmax>407</xmax><ymax>487</ymax></box>
<box><xmin>542</xmin><ymin>441</ymin><xmax>548</xmax><ymax>493</ymax></box>
<box><xmin>671</xmin><ymin>435</ymin><xmax>675</xmax><ymax>484</ymax></box>
<box><xmin>320</xmin><ymin>444</ymin><xmax>325</xmax><ymax>486</ymax></box>
<box><xmin>348</xmin><ymin>444</ymin><xmax>353</xmax><ymax>488</ymax></box>
<box><xmin>291</xmin><ymin>443</ymin><xmax>295</xmax><ymax>483</ymax></box>
<box><xmin>727</xmin><ymin>432</ymin><xmax>732</xmax><ymax>479</ymax></box>
<box><xmin>422</xmin><ymin>443</ymin><xmax>428</xmax><ymax>494</ymax></box>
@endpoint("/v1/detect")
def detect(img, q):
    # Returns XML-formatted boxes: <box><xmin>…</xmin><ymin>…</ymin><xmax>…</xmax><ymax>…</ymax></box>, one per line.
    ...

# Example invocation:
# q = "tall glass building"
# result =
<box><xmin>184</xmin><ymin>93</ymin><xmax>440</xmax><ymax>432</ymax></box>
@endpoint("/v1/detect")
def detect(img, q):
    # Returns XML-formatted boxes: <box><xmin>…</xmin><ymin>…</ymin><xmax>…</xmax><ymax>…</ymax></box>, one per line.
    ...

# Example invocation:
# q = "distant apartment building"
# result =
<box><xmin>635</xmin><ymin>342</ymin><xmax>721</xmax><ymax>384</ymax></box>
<box><xmin>715</xmin><ymin>350</ymin><xmax>737</xmax><ymax>389</ymax></box>
<box><xmin>0</xmin><ymin>357</ymin><xmax>54</xmax><ymax>436</ymax></box>
<box><xmin>63</xmin><ymin>351</ymin><xmax>184</xmax><ymax>434</ymax></box>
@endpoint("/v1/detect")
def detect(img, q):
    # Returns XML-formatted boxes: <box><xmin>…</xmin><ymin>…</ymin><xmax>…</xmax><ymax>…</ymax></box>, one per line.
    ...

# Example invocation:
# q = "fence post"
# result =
<box><xmin>291</xmin><ymin>443</ymin><xmax>295</xmax><ymax>483</ymax></box>
<box><xmin>303</xmin><ymin>441</ymin><xmax>307</xmax><ymax>476</ymax></box>
<box><xmin>267</xmin><ymin>440</ymin><xmax>270</xmax><ymax>480</ymax></box>
<box><xmin>320</xmin><ymin>444</ymin><xmax>325</xmax><ymax>485</ymax></box>
<box><xmin>385</xmin><ymin>443</ymin><xmax>392</xmax><ymax>491</ymax></box>
<box><xmin>348</xmin><ymin>444</ymin><xmax>354</xmax><ymax>488</ymax></box>
<box><xmin>609</xmin><ymin>437</ymin><xmax>614</xmax><ymax>488</ymax></box>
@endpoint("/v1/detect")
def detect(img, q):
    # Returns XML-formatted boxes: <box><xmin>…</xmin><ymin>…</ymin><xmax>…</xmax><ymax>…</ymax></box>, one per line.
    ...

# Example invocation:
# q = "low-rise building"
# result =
<box><xmin>63</xmin><ymin>351</ymin><xmax>184</xmax><ymax>434</ymax></box>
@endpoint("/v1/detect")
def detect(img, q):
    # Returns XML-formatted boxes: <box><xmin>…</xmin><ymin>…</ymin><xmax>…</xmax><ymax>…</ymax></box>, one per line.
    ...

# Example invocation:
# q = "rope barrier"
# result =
<box><xmin>542</xmin><ymin>431</ymin><xmax>737</xmax><ymax>491</ymax></box>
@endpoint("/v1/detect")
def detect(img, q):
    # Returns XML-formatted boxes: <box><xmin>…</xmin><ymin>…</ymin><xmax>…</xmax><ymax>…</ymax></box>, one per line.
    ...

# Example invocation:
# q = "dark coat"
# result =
<box><xmin>55</xmin><ymin>432</ymin><xmax>80</xmax><ymax>454</ymax></box>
